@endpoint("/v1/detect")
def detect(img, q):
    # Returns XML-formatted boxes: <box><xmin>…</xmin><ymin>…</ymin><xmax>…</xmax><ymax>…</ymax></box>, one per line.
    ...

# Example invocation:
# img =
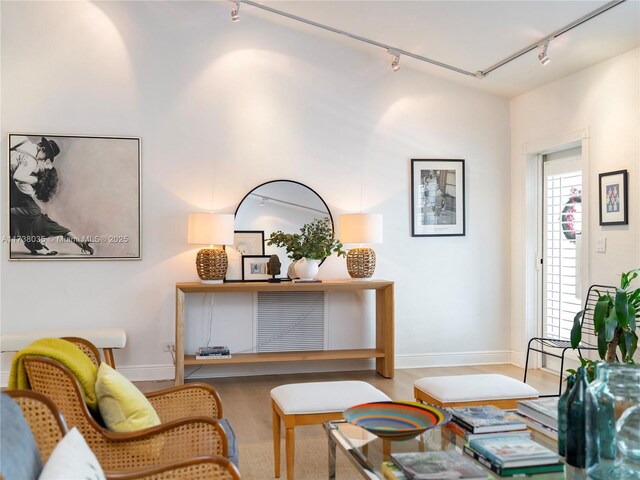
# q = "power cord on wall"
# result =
<box><xmin>179</xmin><ymin>292</ymin><xmax>324</xmax><ymax>380</ymax></box>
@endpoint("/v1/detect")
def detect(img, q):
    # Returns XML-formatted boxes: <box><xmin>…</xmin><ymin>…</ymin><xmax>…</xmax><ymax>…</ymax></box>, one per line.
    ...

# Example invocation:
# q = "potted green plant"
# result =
<box><xmin>569</xmin><ymin>269</ymin><xmax>639</xmax><ymax>380</ymax></box>
<box><xmin>267</xmin><ymin>217</ymin><xmax>345</xmax><ymax>280</ymax></box>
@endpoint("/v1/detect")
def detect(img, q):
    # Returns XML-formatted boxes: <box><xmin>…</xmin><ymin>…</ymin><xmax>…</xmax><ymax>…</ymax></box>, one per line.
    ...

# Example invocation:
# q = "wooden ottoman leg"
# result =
<box><xmin>273</xmin><ymin>407</ymin><xmax>281</xmax><ymax>478</ymax></box>
<box><xmin>286</xmin><ymin>425</ymin><xmax>295</xmax><ymax>480</ymax></box>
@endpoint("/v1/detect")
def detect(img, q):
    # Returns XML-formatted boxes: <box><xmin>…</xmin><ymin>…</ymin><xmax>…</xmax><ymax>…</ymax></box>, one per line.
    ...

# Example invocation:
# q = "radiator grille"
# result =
<box><xmin>256</xmin><ymin>292</ymin><xmax>325</xmax><ymax>352</ymax></box>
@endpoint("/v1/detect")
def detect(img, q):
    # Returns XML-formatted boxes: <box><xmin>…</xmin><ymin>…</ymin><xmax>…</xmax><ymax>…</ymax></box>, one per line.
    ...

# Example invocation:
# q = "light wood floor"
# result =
<box><xmin>136</xmin><ymin>365</ymin><xmax>558</xmax><ymax>444</ymax></box>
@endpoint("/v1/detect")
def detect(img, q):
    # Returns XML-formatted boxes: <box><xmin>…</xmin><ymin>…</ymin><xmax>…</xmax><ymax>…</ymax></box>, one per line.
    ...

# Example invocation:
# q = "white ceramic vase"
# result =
<box><xmin>294</xmin><ymin>257</ymin><xmax>320</xmax><ymax>281</ymax></box>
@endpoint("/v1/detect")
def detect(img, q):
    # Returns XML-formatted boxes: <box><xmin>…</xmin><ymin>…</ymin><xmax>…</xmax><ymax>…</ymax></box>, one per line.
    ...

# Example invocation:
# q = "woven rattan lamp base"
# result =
<box><xmin>196</xmin><ymin>248</ymin><xmax>228</xmax><ymax>283</ymax></box>
<box><xmin>346</xmin><ymin>247</ymin><xmax>376</xmax><ymax>279</ymax></box>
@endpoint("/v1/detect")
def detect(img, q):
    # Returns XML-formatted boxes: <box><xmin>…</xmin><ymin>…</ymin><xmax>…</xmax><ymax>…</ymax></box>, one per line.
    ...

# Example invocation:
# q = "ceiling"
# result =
<box><xmin>240</xmin><ymin>1</ymin><xmax>640</xmax><ymax>98</ymax></box>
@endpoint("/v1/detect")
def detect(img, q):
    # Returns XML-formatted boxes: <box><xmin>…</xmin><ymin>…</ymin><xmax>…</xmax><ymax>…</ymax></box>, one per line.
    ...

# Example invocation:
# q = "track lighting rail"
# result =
<box><xmin>236</xmin><ymin>0</ymin><xmax>626</xmax><ymax>78</ymax></box>
<box><xmin>480</xmin><ymin>0</ymin><xmax>625</xmax><ymax>76</ymax></box>
<box><xmin>239</xmin><ymin>0</ymin><xmax>477</xmax><ymax>77</ymax></box>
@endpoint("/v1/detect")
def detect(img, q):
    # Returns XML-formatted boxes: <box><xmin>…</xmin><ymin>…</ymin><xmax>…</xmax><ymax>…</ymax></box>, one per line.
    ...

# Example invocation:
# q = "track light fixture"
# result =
<box><xmin>538</xmin><ymin>40</ymin><xmax>551</xmax><ymax>65</ymax></box>
<box><xmin>388</xmin><ymin>49</ymin><xmax>400</xmax><ymax>72</ymax></box>
<box><xmin>236</xmin><ymin>0</ymin><xmax>624</xmax><ymax>78</ymax></box>
<box><xmin>231</xmin><ymin>1</ymin><xmax>240</xmax><ymax>22</ymax></box>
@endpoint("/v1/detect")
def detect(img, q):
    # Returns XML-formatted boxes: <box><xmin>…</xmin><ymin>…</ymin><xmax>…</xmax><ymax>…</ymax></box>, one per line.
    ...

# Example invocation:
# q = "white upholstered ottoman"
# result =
<box><xmin>270</xmin><ymin>380</ymin><xmax>390</xmax><ymax>480</ymax></box>
<box><xmin>414</xmin><ymin>374</ymin><xmax>539</xmax><ymax>409</ymax></box>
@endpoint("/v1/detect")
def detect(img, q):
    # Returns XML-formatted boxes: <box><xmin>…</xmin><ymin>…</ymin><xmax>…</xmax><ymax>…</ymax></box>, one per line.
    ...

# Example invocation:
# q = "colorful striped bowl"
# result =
<box><xmin>343</xmin><ymin>401</ymin><xmax>450</xmax><ymax>440</ymax></box>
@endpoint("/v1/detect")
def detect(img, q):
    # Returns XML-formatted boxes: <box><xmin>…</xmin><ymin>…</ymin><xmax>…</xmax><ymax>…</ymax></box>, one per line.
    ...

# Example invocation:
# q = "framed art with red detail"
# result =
<box><xmin>599</xmin><ymin>170</ymin><xmax>628</xmax><ymax>226</ymax></box>
<box><xmin>8</xmin><ymin>134</ymin><xmax>141</xmax><ymax>260</ymax></box>
<box><xmin>562</xmin><ymin>187</ymin><xmax>582</xmax><ymax>241</ymax></box>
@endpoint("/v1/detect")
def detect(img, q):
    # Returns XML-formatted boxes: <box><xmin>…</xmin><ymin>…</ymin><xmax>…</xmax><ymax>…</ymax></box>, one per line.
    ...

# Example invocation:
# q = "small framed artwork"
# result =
<box><xmin>8</xmin><ymin>133</ymin><xmax>141</xmax><ymax>260</ymax></box>
<box><xmin>599</xmin><ymin>170</ymin><xmax>628</xmax><ymax>226</ymax></box>
<box><xmin>242</xmin><ymin>255</ymin><xmax>271</xmax><ymax>281</ymax></box>
<box><xmin>411</xmin><ymin>159</ymin><xmax>465</xmax><ymax>236</ymax></box>
<box><xmin>224</xmin><ymin>230</ymin><xmax>265</xmax><ymax>281</ymax></box>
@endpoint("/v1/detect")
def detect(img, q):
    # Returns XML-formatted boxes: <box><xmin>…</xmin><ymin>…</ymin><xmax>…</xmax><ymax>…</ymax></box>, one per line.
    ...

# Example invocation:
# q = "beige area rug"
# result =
<box><xmin>239</xmin><ymin>437</ymin><xmax>364</xmax><ymax>480</ymax></box>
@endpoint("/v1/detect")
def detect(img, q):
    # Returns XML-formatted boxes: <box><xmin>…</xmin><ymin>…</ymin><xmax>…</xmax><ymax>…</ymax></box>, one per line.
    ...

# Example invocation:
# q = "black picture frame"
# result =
<box><xmin>224</xmin><ymin>230</ymin><xmax>265</xmax><ymax>281</ymax></box>
<box><xmin>241</xmin><ymin>255</ymin><xmax>271</xmax><ymax>282</ymax></box>
<box><xmin>599</xmin><ymin>169</ymin><xmax>628</xmax><ymax>226</ymax></box>
<box><xmin>8</xmin><ymin>133</ymin><xmax>141</xmax><ymax>260</ymax></box>
<box><xmin>411</xmin><ymin>159</ymin><xmax>465</xmax><ymax>237</ymax></box>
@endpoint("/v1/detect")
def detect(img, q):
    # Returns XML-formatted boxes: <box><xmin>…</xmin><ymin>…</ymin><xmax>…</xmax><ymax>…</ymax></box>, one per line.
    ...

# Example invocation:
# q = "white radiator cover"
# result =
<box><xmin>256</xmin><ymin>291</ymin><xmax>327</xmax><ymax>352</ymax></box>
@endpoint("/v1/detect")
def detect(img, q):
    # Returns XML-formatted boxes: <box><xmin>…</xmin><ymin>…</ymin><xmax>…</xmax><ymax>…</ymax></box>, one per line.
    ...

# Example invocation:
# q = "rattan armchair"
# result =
<box><xmin>61</xmin><ymin>336</ymin><xmax>224</xmax><ymax>422</ymax></box>
<box><xmin>22</xmin><ymin>356</ymin><xmax>229</xmax><ymax>473</ymax></box>
<box><xmin>5</xmin><ymin>389</ymin><xmax>68</xmax><ymax>463</ymax></box>
<box><xmin>106</xmin><ymin>457</ymin><xmax>241</xmax><ymax>480</ymax></box>
<box><xmin>6</xmin><ymin>390</ymin><xmax>240</xmax><ymax>479</ymax></box>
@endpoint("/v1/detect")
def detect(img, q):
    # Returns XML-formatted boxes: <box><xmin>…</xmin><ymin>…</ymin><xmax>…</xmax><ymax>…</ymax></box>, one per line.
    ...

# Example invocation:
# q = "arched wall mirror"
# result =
<box><xmin>226</xmin><ymin>180</ymin><xmax>333</xmax><ymax>281</ymax></box>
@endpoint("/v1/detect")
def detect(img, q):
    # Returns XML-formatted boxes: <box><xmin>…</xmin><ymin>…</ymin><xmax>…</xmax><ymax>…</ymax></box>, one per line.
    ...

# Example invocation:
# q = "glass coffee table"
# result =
<box><xmin>324</xmin><ymin>420</ymin><xmax>569</xmax><ymax>480</ymax></box>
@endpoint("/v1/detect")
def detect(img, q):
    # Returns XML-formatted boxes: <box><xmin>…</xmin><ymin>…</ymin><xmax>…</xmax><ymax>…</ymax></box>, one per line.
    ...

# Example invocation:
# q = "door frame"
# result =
<box><xmin>520</xmin><ymin>128</ymin><xmax>591</xmax><ymax>369</ymax></box>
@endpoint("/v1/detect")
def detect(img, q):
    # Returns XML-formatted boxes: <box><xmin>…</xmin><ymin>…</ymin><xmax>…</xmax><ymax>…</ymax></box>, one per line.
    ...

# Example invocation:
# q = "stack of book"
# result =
<box><xmin>516</xmin><ymin>398</ymin><xmax>559</xmax><ymax>440</ymax></box>
<box><xmin>388</xmin><ymin>451</ymin><xmax>488</xmax><ymax>480</ymax></box>
<box><xmin>195</xmin><ymin>345</ymin><xmax>231</xmax><ymax>360</ymax></box>
<box><xmin>464</xmin><ymin>435</ymin><xmax>563</xmax><ymax>477</ymax></box>
<box><xmin>447</xmin><ymin>405</ymin><xmax>530</xmax><ymax>441</ymax></box>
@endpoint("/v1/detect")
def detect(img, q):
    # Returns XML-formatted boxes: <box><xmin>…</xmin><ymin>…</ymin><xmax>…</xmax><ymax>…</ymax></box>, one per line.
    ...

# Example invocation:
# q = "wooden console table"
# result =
<box><xmin>174</xmin><ymin>280</ymin><xmax>394</xmax><ymax>385</ymax></box>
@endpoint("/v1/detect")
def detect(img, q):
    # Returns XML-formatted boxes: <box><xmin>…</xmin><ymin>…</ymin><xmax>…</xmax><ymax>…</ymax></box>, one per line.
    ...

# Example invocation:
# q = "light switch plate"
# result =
<box><xmin>596</xmin><ymin>237</ymin><xmax>606</xmax><ymax>253</ymax></box>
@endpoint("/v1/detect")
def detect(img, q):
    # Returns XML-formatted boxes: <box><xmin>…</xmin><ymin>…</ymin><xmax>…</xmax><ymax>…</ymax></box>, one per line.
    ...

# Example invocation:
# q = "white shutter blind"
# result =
<box><xmin>543</xmin><ymin>157</ymin><xmax>582</xmax><ymax>340</ymax></box>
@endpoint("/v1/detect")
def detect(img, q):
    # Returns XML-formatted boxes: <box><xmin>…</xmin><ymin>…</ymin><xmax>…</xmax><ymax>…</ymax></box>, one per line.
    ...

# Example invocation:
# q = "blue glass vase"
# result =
<box><xmin>558</xmin><ymin>375</ymin><xmax>576</xmax><ymax>457</ymax></box>
<box><xmin>587</xmin><ymin>363</ymin><xmax>640</xmax><ymax>480</ymax></box>
<box><xmin>566</xmin><ymin>367</ymin><xmax>598</xmax><ymax>468</ymax></box>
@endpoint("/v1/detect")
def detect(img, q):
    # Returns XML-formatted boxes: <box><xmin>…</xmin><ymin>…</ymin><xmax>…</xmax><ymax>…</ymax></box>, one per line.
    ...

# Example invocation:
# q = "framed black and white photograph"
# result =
<box><xmin>8</xmin><ymin>134</ymin><xmax>141</xmax><ymax>260</ymax></box>
<box><xmin>241</xmin><ymin>255</ymin><xmax>271</xmax><ymax>281</ymax></box>
<box><xmin>599</xmin><ymin>169</ymin><xmax>628</xmax><ymax>226</ymax></box>
<box><xmin>225</xmin><ymin>230</ymin><xmax>265</xmax><ymax>281</ymax></box>
<box><xmin>411</xmin><ymin>159</ymin><xmax>465</xmax><ymax>236</ymax></box>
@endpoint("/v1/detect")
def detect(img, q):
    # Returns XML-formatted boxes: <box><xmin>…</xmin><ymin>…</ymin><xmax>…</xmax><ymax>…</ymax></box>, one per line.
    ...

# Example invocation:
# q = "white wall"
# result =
<box><xmin>509</xmin><ymin>48</ymin><xmax>640</xmax><ymax>365</ymax></box>
<box><xmin>0</xmin><ymin>1</ymin><xmax>511</xmax><ymax>381</ymax></box>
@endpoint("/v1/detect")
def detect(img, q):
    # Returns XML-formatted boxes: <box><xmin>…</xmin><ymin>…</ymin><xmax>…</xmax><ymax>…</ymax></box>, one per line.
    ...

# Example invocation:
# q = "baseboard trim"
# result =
<box><xmin>510</xmin><ymin>350</ymin><xmax>524</xmax><ymax>367</ymax></box>
<box><xmin>116</xmin><ymin>364</ymin><xmax>176</xmax><ymax>382</ymax></box>
<box><xmin>395</xmin><ymin>350</ymin><xmax>512</xmax><ymax>369</ymax></box>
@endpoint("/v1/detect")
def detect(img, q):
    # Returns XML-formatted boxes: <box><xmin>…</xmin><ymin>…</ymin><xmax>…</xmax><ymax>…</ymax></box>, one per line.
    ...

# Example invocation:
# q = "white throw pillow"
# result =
<box><xmin>38</xmin><ymin>427</ymin><xmax>105</xmax><ymax>480</ymax></box>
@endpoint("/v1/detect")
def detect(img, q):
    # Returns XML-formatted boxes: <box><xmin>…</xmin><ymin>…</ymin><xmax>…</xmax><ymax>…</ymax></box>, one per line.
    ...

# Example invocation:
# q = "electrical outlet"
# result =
<box><xmin>161</xmin><ymin>342</ymin><xmax>175</xmax><ymax>353</ymax></box>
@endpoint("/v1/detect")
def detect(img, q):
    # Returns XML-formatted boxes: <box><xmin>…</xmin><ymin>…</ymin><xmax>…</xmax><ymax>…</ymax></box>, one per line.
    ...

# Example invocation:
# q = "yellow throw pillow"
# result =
<box><xmin>95</xmin><ymin>363</ymin><xmax>161</xmax><ymax>432</ymax></box>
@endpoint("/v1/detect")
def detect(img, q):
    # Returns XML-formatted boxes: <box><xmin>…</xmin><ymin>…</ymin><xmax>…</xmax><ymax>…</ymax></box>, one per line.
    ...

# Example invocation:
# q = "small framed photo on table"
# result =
<box><xmin>599</xmin><ymin>170</ymin><xmax>628</xmax><ymax>226</ymax></box>
<box><xmin>242</xmin><ymin>255</ymin><xmax>271</xmax><ymax>282</ymax></box>
<box><xmin>225</xmin><ymin>230</ymin><xmax>265</xmax><ymax>281</ymax></box>
<box><xmin>411</xmin><ymin>159</ymin><xmax>465</xmax><ymax>237</ymax></box>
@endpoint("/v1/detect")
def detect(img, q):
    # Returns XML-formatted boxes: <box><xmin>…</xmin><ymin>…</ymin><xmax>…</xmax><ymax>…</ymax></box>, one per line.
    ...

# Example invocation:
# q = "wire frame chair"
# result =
<box><xmin>22</xmin><ymin>355</ymin><xmax>228</xmax><ymax>473</ymax></box>
<box><xmin>524</xmin><ymin>284</ymin><xmax>616</xmax><ymax>396</ymax></box>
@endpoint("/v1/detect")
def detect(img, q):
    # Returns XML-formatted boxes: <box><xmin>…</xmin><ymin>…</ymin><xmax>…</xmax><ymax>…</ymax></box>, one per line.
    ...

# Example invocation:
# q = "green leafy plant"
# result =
<box><xmin>566</xmin><ymin>357</ymin><xmax>598</xmax><ymax>383</ymax></box>
<box><xmin>267</xmin><ymin>217</ymin><xmax>345</xmax><ymax>261</ymax></box>
<box><xmin>571</xmin><ymin>269</ymin><xmax>640</xmax><ymax>367</ymax></box>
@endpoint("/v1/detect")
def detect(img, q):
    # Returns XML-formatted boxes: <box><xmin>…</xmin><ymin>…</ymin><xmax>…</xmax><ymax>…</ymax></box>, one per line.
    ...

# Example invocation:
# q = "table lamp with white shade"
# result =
<box><xmin>339</xmin><ymin>213</ymin><xmax>383</xmax><ymax>279</ymax></box>
<box><xmin>188</xmin><ymin>213</ymin><xmax>235</xmax><ymax>283</ymax></box>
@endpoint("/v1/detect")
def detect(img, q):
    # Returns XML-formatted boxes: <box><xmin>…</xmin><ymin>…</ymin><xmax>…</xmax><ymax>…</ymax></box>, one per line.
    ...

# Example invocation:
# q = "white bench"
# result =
<box><xmin>1</xmin><ymin>328</ymin><xmax>127</xmax><ymax>367</ymax></box>
<box><xmin>414</xmin><ymin>374</ymin><xmax>539</xmax><ymax>409</ymax></box>
<box><xmin>270</xmin><ymin>380</ymin><xmax>390</xmax><ymax>480</ymax></box>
